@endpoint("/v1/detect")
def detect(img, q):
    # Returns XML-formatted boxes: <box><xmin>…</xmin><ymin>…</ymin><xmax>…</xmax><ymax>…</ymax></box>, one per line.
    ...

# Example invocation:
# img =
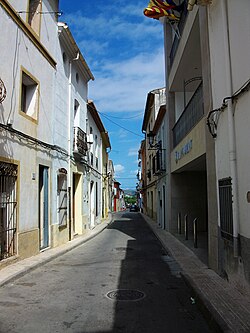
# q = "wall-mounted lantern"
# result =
<box><xmin>0</xmin><ymin>78</ymin><xmax>7</xmax><ymax>103</ymax></box>
<box><xmin>147</xmin><ymin>131</ymin><xmax>155</xmax><ymax>146</ymax></box>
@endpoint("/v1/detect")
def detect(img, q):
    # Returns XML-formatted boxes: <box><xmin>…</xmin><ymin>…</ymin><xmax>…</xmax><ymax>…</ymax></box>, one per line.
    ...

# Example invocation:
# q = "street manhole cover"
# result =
<box><xmin>106</xmin><ymin>289</ymin><xmax>145</xmax><ymax>301</ymax></box>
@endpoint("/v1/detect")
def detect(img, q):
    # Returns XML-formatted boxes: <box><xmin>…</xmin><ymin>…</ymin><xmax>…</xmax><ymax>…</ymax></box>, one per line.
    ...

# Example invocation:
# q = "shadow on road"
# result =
<box><xmin>81</xmin><ymin>212</ymin><xmax>213</xmax><ymax>333</ymax></box>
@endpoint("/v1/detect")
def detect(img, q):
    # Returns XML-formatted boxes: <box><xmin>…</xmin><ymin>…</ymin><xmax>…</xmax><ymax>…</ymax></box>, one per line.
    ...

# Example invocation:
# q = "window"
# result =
<box><xmin>0</xmin><ymin>162</ymin><xmax>18</xmax><ymax>259</ymax></box>
<box><xmin>90</xmin><ymin>152</ymin><xmax>93</xmax><ymax>166</ymax></box>
<box><xmin>76</xmin><ymin>73</ymin><xmax>79</xmax><ymax>83</ymax></box>
<box><xmin>74</xmin><ymin>99</ymin><xmax>79</xmax><ymax>120</ymax></box>
<box><xmin>95</xmin><ymin>157</ymin><xmax>98</xmax><ymax>170</ymax></box>
<box><xmin>152</xmin><ymin>155</ymin><xmax>156</xmax><ymax>175</ymax></box>
<box><xmin>27</xmin><ymin>0</ymin><xmax>42</xmax><ymax>35</ymax></box>
<box><xmin>62</xmin><ymin>52</ymin><xmax>67</xmax><ymax>64</ymax></box>
<box><xmin>57</xmin><ymin>172</ymin><xmax>67</xmax><ymax>227</ymax></box>
<box><xmin>20</xmin><ymin>69</ymin><xmax>39</xmax><ymax>120</ymax></box>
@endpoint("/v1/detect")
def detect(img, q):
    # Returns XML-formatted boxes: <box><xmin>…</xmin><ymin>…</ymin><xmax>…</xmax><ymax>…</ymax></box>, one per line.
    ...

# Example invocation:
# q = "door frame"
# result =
<box><xmin>39</xmin><ymin>165</ymin><xmax>49</xmax><ymax>250</ymax></box>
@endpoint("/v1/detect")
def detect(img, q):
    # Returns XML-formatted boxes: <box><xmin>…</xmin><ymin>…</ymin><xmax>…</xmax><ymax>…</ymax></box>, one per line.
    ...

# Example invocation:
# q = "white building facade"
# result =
<box><xmin>0</xmin><ymin>0</ymin><xmax>60</xmax><ymax>258</ymax></box>
<box><xmin>144</xmin><ymin>0</ymin><xmax>250</xmax><ymax>293</ymax></box>
<box><xmin>55</xmin><ymin>22</ymin><xmax>94</xmax><ymax>241</ymax></box>
<box><xmin>206</xmin><ymin>0</ymin><xmax>250</xmax><ymax>292</ymax></box>
<box><xmin>142</xmin><ymin>88</ymin><xmax>167</xmax><ymax>222</ymax></box>
<box><xmin>0</xmin><ymin>0</ymin><xmax>112</xmax><ymax>265</ymax></box>
<box><xmin>87</xmin><ymin>101</ymin><xmax>110</xmax><ymax>229</ymax></box>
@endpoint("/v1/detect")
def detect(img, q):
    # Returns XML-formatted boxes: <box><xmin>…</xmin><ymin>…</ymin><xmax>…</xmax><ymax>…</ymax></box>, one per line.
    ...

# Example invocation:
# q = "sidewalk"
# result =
<box><xmin>0</xmin><ymin>217</ymin><xmax>112</xmax><ymax>288</ymax></box>
<box><xmin>141</xmin><ymin>213</ymin><xmax>250</xmax><ymax>333</ymax></box>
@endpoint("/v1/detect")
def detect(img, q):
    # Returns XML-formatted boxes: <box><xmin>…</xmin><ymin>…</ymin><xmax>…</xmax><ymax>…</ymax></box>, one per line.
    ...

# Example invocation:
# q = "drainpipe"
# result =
<box><xmin>68</xmin><ymin>59</ymin><xmax>72</xmax><ymax>240</ymax></box>
<box><xmin>221</xmin><ymin>0</ymin><xmax>239</xmax><ymax>257</ymax></box>
<box><xmin>163</xmin><ymin>17</ymin><xmax>170</xmax><ymax>231</ymax></box>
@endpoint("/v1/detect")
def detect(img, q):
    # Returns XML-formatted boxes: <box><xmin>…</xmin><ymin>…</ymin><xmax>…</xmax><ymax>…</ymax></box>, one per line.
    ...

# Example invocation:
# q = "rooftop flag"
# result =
<box><xmin>143</xmin><ymin>0</ymin><xmax>183</xmax><ymax>20</ymax></box>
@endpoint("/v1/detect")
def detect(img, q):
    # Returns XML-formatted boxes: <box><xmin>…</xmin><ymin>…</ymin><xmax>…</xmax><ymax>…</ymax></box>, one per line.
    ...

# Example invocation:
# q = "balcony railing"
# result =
<box><xmin>172</xmin><ymin>83</ymin><xmax>204</xmax><ymax>147</ymax></box>
<box><xmin>169</xmin><ymin>2</ymin><xmax>188</xmax><ymax>68</ymax></box>
<box><xmin>73</xmin><ymin>127</ymin><xmax>88</xmax><ymax>156</ymax></box>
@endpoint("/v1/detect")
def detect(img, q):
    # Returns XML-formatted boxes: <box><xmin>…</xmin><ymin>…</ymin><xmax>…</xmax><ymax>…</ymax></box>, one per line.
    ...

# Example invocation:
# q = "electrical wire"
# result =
<box><xmin>0</xmin><ymin>123</ymin><xmax>68</xmax><ymax>157</ymax></box>
<box><xmin>98</xmin><ymin>112</ymin><xmax>144</xmax><ymax>138</ymax></box>
<box><xmin>17</xmin><ymin>11</ymin><xmax>63</xmax><ymax>15</ymax></box>
<box><xmin>97</xmin><ymin>110</ymin><xmax>144</xmax><ymax>120</ymax></box>
<box><xmin>87</xmin><ymin>102</ymin><xmax>144</xmax><ymax>138</ymax></box>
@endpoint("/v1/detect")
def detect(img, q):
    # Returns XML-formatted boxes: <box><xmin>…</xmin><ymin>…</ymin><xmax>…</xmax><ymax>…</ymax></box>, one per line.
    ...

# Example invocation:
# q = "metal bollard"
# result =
<box><xmin>184</xmin><ymin>214</ymin><xmax>188</xmax><ymax>240</ymax></box>
<box><xmin>178</xmin><ymin>212</ymin><xmax>181</xmax><ymax>234</ymax></box>
<box><xmin>193</xmin><ymin>218</ymin><xmax>198</xmax><ymax>248</ymax></box>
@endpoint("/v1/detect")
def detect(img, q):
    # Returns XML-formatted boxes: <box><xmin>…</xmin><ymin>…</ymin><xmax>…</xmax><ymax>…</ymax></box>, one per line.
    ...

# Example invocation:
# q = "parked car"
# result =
<box><xmin>129</xmin><ymin>204</ymin><xmax>138</xmax><ymax>212</ymax></box>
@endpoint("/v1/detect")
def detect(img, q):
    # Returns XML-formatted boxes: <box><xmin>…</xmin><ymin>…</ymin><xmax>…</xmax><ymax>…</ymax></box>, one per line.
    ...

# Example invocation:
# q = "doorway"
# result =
<box><xmin>90</xmin><ymin>181</ymin><xmax>95</xmax><ymax>228</ymax></box>
<box><xmin>39</xmin><ymin>165</ymin><xmax>49</xmax><ymax>250</ymax></box>
<box><xmin>73</xmin><ymin>173</ymin><xmax>81</xmax><ymax>236</ymax></box>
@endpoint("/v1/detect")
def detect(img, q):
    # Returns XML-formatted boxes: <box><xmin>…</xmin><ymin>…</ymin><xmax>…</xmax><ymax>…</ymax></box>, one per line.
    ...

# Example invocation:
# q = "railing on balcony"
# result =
<box><xmin>73</xmin><ymin>127</ymin><xmax>88</xmax><ymax>157</ymax></box>
<box><xmin>172</xmin><ymin>83</ymin><xmax>204</xmax><ymax>147</ymax></box>
<box><xmin>169</xmin><ymin>2</ymin><xmax>188</xmax><ymax>68</ymax></box>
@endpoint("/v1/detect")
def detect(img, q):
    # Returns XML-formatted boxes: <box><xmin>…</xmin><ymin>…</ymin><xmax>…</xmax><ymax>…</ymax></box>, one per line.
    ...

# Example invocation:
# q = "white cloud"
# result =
<box><xmin>128</xmin><ymin>147</ymin><xmax>139</xmax><ymax>157</ymax></box>
<box><xmin>89</xmin><ymin>48</ymin><xmax>165</xmax><ymax>113</ymax></box>
<box><xmin>62</xmin><ymin>4</ymin><xmax>165</xmax><ymax>115</ymax></box>
<box><xmin>114</xmin><ymin>164</ymin><xmax>125</xmax><ymax>175</ymax></box>
<box><xmin>63</xmin><ymin>9</ymin><xmax>162</xmax><ymax>44</ymax></box>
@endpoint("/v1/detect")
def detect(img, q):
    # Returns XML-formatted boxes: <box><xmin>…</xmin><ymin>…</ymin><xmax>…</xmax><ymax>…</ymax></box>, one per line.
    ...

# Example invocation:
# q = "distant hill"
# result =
<box><xmin>124</xmin><ymin>189</ymin><xmax>136</xmax><ymax>197</ymax></box>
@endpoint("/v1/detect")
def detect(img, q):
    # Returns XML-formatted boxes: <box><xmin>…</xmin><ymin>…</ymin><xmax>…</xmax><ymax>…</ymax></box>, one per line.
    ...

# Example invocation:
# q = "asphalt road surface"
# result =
<box><xmin>0</xmin><ymin>212</ymin><xmax>214</xmax><ymax>333</ymax></box>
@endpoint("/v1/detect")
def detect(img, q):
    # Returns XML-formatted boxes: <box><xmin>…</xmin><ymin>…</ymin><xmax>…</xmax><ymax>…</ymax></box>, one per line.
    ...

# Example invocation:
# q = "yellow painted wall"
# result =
<box><xmin>171</xmin><ymin>118</ymin><xmax>206</xmax><ymax>173</ymax></box>
<box><xmin>18</xmin><ymin>229</ymin><xmax>39</xmax><ymax>258</ymax></box>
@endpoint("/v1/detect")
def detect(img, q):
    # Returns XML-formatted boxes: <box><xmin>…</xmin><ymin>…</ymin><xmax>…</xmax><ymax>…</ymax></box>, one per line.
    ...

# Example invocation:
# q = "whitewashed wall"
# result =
<box><xmin>87</xmin><ymin>111</ymin><xmax>103</xmax><ymax>227</ymax></box>
<box><xmin>208</xmin><ymin>0</ymin><xmax>250</xmax><ymax>239</ymax></box>
<box><xmin>0</xmin><ymin>2</ymin><xmax>57</xmax><ymax>234</ymax></box>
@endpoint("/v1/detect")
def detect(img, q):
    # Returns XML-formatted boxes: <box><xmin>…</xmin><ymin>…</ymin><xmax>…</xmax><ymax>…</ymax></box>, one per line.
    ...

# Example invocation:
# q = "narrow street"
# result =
<box><xmin>0</xmin><ymin>212</ymin><xmax>213</xmax><ymax>333</ymax></box>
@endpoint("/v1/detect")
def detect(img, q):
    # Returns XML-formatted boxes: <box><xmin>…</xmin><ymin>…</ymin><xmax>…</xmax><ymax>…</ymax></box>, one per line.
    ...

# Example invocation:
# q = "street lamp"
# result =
<box><xmin>147</xmin><ymin>131</ymin><xmax>155</xmax><ymax>146</ymax></box>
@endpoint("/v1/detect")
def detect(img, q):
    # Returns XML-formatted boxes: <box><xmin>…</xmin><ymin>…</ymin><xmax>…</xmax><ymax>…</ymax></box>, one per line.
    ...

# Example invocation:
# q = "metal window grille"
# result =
<box><xmin>218</xmin><ymin>178</ymin><xmax>233</xmax><ymax>241</ymax></box>
<box><xmin>0</xmin><ymin>162</ymin><xmax>17</xmax><ymax>260</ymax></box>
<box><xmin>57</xmin><ymin>174</ymin><xmax>67</xmax><ymax>226</ymax></box>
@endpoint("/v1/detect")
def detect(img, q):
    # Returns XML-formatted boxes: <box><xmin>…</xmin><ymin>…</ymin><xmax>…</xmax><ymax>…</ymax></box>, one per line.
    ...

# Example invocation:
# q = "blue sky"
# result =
<box><xmin>59</xmin><ymin>0</ymin><xmax>165</xmax><ymax>190</ymax></box>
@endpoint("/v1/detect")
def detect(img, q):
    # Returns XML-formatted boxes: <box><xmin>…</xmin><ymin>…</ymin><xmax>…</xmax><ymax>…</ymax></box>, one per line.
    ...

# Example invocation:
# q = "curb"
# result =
<box><xmin>181</xmin><ymin>272</ymin><xmax>227</xmax><ymax>333</ymax></box>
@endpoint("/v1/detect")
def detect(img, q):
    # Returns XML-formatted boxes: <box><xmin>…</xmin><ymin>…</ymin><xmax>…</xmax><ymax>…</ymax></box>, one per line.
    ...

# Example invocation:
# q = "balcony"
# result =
<box><xmin>172</xmin><ymin>83</ymin><xmax>204</xmax><ymax>147</ymax></box>
<box><xmin>73</xmin><ymin>127</ymin><xmax>88</xmax><ymax>157</ymax></box>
